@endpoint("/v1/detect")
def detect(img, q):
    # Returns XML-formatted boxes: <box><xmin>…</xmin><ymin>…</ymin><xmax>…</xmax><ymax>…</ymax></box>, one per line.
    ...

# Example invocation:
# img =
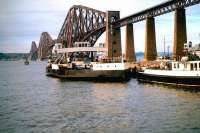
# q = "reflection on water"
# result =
<box><xmin>0</xmin><ymin>61</ymin><xmax>200</xmax><ymax>133</ymax></box>
<box><xmin>93</xmin><ymin>83</ymin><xmax>127</xmax><ymax>100</ymax></box>
<box><xmin>139</xmin><ymin>81</ymin><xmax>200</xmax><ymax>93</ymax></box>
<box><xmin>93</xmin><ymin>83</ymin><xmax>127</xmax><ymax>89</ymax></box>
<box><xmin>92</xmin><ymin>83</ymin><xmax>128</xmax><ymax>120</ymax></box>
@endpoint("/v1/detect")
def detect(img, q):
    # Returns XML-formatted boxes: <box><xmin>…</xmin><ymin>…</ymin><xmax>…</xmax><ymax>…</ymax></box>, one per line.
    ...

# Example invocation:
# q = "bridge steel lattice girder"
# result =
<box><xmin>113</xmin><ymin>0</ymin><xmax>200</xmax><ymax>28</ymax></box>
<box><xmin>58</xmin><ymin>5</ymin><xmax>106</xmax><ymax>47</ymax></box>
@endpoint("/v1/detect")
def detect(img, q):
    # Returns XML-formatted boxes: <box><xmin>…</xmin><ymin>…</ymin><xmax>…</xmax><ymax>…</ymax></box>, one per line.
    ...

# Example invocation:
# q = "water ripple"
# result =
<box><xmin>0</xmin><ymin>62</ymin><xmax>200</xmax><ymax>133</ymax></box>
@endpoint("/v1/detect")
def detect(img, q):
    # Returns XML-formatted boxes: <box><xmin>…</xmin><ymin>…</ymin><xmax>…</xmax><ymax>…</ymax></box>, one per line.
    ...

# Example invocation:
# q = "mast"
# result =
<box><xmin>199</xmin><ymin>33</ymin><xmax>200</xmax><ymax>43</ymax></box>
<box><xmin>167</xmin><ymin>45</ymin><xmax>170</xmax><ymax>58</ymax></box>
<box><xmin>163</xmin><ymin>35</ymin><xmax>166</xmax><ymax>58</ymax></box>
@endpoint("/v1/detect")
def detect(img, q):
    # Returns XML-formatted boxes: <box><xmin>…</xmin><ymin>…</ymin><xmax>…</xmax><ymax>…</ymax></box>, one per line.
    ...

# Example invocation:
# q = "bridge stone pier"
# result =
<box><xmin>125</xmin><ymin>24</ymin><xmax>136</xmax><ymax>62</ymax></box>
<box><xmin>144</xmin><ymin>17</ymin><xmax>157</xmax><ymax>61</ymax></box>
<box><xmin>105</xmin><ymin>11</ymin><xmax>122</xmax><ymax>59</ymax></box>
<box><xmin>173</xmin><ymin>8</ymin><xmax>187</xmax><ymax>60</ymax></box>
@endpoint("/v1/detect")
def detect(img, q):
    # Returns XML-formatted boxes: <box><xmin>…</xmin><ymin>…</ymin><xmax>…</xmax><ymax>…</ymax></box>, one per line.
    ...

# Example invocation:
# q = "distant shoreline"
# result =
<box><xmin>0</xmin><ymin>53</ymin><xmax>28</xmax><ymax>61</ymax></box>
<box><xmin>0</xmin><ymin>52</ymin><xmax>171</xmax><ymax>61</ymax></box>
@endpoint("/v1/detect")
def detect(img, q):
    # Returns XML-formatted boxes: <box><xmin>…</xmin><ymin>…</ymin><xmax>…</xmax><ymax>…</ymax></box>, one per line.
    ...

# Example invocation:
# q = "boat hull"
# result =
<box><xmin>137</xmin><ymin>72</ymin><xmax>200</xmax><ymax>88</ymax></box>
<box><xmin>46</xmin><ymin>67</ymin><xmax>131</xmax><ymax>82</ymax></box>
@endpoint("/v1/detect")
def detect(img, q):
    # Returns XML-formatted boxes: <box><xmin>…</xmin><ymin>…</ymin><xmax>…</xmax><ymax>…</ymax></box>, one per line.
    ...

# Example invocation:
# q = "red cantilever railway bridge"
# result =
<box><xmin>57</xmin><ymin>0</ymin><xmax>200</xmax><ymax>47</ymax></box>
<box><xmin>39</xmin><ymin>0</ymin><xmax>200</xmax><ymax>61</ymax></box>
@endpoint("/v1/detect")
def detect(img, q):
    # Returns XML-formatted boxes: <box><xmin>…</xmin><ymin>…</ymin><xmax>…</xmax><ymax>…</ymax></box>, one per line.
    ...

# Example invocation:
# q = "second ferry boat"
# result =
<box><xmin>137</xmin><ymin>41</ymin><xmax>200</xmax><ymax>88</ymax></box>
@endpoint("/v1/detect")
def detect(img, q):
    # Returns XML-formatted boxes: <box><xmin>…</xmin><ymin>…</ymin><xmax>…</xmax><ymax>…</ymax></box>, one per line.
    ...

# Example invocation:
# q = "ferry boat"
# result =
<box><xmin>137</xmin><ymin>41</ymin><xmax>200</xmax><ymax>88</ymax></box>
<box><xmin>46</xmin><ymin>42</ymin><xmax>131</xmax><ymax>81</ymax></box>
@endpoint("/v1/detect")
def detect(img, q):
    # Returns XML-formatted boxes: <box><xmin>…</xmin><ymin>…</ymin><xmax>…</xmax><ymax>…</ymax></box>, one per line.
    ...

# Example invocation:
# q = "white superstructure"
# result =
<box><xmin>172</xmin><ymin>61</ymin><xmax>200</xmax><ymax>71</ymax></box>
<box><xmin>52</xmin><ymin>43</ymin><xmax>63</xmax><ymax>54</ymax></box>
<box><xmin>51</xmin><ymin>64</ymin><xmax>59</xmax><ymax>70</ymax></box>
<box><xmin>143</xmin><ymin>69</ymin><xmax>200</xmax><ymax>77</ymax></box>
<box><xmin>143</xmin><ymin>60</ymin><xmax>200</xmax><ymax>77</ymax></box>
<box><xmin>50</xmin><ymin>41</ymin><xmax>128</xmax><ymax>71</ymax></box>
<box><xmin>92</xmin><ymin>63</ymin><xmax>126</xmax><ymax>71</ymax></box>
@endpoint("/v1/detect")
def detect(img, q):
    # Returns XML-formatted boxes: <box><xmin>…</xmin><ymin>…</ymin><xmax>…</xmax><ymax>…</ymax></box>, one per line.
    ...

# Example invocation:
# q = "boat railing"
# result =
<box><xmin>94</xmin><ymin>56</ymin><xmax>124</xmax><ymax>64</ymax></box>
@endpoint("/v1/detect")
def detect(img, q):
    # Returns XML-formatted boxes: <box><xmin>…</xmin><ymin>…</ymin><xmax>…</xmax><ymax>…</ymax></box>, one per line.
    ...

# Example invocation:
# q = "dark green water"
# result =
<box><xmin>0</xmin><ymin>61</ymin><xmax>200</xmax><ymax>133</ymax></box>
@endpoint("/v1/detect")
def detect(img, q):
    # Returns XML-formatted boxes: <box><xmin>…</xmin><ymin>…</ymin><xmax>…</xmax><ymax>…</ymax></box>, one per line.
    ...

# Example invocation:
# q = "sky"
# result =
<box><xmin>0</xmin><ymin>0</ymin><xmax>200</xmax><ymax>53</ymax></box>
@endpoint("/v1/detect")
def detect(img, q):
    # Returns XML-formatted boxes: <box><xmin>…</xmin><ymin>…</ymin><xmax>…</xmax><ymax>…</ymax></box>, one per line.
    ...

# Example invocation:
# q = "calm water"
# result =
<box><xmin>0</xmin><ymin>61</ymin><xmax>200</xmax><ymax>133</ymax></box>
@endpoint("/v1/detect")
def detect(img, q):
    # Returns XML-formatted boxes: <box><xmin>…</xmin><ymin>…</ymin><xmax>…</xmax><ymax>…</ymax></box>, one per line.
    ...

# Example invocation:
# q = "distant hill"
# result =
<box><xmin>135</xmin><ymin>52</ymin><xmax>144</xmax><ymax>61</ymax></box>
<box><xmin>0</xmin><ymin>53</ymin><xmax>28</xmax><ymax>61</ymax></box>
<box><xmin>135</xmin><ymin>52</ymin><xmax>173</xmax><ymax>61</ymax></box>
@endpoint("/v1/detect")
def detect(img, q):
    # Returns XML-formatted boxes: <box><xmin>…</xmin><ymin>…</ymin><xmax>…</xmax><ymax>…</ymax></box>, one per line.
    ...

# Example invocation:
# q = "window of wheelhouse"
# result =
<box><xmin>174</xmin><ymin>63</ymin><xmax>176</xmax><ymax>68</ymax></box>
<box><xmin>191</xmin><ymin>63</ymin><xmax>194</xmax><ymax>70</ymax></box>
<box><xmin>199</xmin><ymin>63</ymin><xmax>200</xmax><ymax>69</ymax></box>
<box><xmin>184</xmin><ymin>63</ymin><xmax>187</xmax><ymax>69</ymax></box>
<box><xmin>194</xmin><ymin>63</ymin><xmax>197</xmax><ymax>70</ymax></box>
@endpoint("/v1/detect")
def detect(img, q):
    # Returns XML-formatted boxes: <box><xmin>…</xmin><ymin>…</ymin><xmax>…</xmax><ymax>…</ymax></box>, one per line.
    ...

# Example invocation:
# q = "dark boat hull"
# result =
<box><xmin>137</xmin><ymin>72</ymin><xmax>200</xmax><ymax>88</ymax></box>
<box><xmin>46</xmin><ymin>67</ymin><xmax>131</xmax><ymax>82</ymax></box>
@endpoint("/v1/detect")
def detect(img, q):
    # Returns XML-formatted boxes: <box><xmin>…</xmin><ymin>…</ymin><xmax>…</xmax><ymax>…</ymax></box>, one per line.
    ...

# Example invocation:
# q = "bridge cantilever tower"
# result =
<box><xmin>38</xmin><ymin>32</ymin><xmax>54</xmax><ymax>60</ymax></box>
<box><xmin>105</xmin><ymin>11</ymin><xmax>122</xmax><ymax>59</ymax></box>
<box><xmin>58</xmin><ymin>5</ymin><xmax>106</xmax><ymax>48</ymax></box>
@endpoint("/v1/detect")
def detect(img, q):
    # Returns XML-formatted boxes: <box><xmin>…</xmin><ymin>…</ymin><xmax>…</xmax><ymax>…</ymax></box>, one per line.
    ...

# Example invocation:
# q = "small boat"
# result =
<box><xmin>137</xmin><ymin>41</ymin><xmax>200</xmax><ymax>88</ymax></box>
<box><xmin>24</xmin><ymin>58</ymin><xmax>29</xmax><ymax>65</ymax></box>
